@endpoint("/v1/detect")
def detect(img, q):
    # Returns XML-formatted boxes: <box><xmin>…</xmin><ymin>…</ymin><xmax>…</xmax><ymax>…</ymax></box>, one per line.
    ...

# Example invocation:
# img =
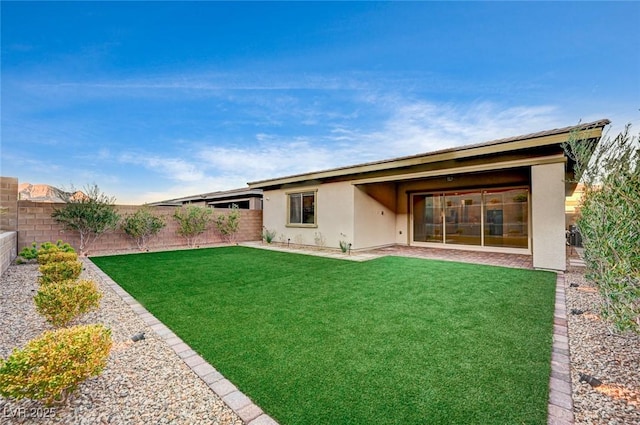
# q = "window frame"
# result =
<box><xmin>286</xmin><ymin>190</ymin><xmax>318</xmax><ymax>227</ymax></box>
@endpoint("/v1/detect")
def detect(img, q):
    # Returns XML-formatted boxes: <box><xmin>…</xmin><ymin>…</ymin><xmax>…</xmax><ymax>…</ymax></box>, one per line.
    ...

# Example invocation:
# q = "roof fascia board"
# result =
<box><xmin>351</xmin><ymin>154</ymin><xmax>567</xmax><ymax>186</ymax></box>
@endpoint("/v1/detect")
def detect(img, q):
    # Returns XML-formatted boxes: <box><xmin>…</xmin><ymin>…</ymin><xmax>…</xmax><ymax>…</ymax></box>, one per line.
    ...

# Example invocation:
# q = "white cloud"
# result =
<box><xmin>198</xmin><ymin>139</ymin><xmax>336</xmax><ymax>182</ymax></box>
<box><xmin>112</xmin><ymin>99</ymin><xmax>571</xmax><ymax>203</ymax></box>
<box><xmin>119</xmin><ymin>153</ymin><xmax>205</xmax><ymax>182</ymax></box>
<box><xmin>355</xmin><ymin>98</ymin><xmax>562</xmax><ymax>157</ymax></box>
<box><xmin>192</xmin><ymin>99</ymin><xmax>565</xmax><ymax>186</ymax></box>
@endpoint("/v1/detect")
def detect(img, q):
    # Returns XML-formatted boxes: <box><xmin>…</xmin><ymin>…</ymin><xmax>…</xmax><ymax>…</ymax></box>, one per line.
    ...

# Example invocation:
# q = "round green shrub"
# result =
<box><xmin>38</xmin><ymin>260</ymin><xmax>82</xmax><ymax>285</ymax></box>
<box><xmin>34</xmin><ymin>279</ymin><xmax>102</xmax><ymax>327</ymax></box>
<box><xmin>0</xmin><ymin>324</ymin><xmax>112</xmax><ymax>405</ymax></box>
<box><xmin>38</xmin><ymin>251</ymin><xmax>79</xmax><ymax>265</ymax></box>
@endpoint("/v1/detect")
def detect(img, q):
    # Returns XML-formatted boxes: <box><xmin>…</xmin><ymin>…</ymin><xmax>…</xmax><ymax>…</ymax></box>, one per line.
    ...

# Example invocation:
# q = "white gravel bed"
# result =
<box><xmin>565</xmin><ymin>269</ymin><xmax>640</xmax><ymax>425</ymax></box>
<box><xmin>0</xmin><ymin>262</ymin><xmax>243</xmax><ymax>425</ymax></box>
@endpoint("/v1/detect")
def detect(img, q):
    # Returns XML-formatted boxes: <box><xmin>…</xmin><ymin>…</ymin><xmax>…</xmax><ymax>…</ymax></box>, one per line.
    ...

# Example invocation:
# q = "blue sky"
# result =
<box><xmin>2</xmin><ymin>1</ymin><xmax>639</xmax><ymax>204</ymax></box>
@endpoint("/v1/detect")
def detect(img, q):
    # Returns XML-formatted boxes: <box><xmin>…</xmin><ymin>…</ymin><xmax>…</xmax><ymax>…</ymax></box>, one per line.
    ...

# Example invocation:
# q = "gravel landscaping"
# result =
<box><xmin>565</xmin><ymin>268</ymin><xmax>640</xmax><ymax>425</ymax></box>
<box><xmin>1</xmin><ymin>257</ymin><xmax>638</xmax><ymax>424</ymax></box>
<box><xmin>0</xmin><ymin>262</ymin><xmax>243</xmax><ymax>425</ymax></box>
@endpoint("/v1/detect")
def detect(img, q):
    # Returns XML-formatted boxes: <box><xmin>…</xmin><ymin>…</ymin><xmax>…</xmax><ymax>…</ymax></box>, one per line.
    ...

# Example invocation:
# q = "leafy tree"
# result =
<box><xmin>121</xmin><ymin>206</ymin><xmax>166</xmax><ymax>251</ymax></box>
<box><xmin>173</xmin><ymin>204</ymin><xmax>213</xmax><ymax>248</ymax></box>
<box><xmin>214</xmin><ymin>204</ymin><xmax>241</xmax><ymax>243</ymax></box>
<box><xmin>563</xmin><ymin>123</ymin><xmax>640</xmax><ymax>333</ymax></box>
<box><xmin>51</xmin><ymin>185</ymin><xmax>120</xmax><ymax>255</ymax></box>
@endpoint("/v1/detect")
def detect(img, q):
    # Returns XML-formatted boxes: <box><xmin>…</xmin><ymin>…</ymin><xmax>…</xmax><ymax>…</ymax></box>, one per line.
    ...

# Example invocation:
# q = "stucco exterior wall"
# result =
<box><xmin>262</xmin><ymin>182</ymin><xmax>356</xmax><ymax>249</ymax></box>
<box><xmin>353</xmin><ymin>184</ymin><xmax>396</xmax><ymax>249</ymax></box>
<box><xmin>261</xmin><ymin>189</ymin><xmax>288</xmax><ymax>242</ymax></box>
<box><xmin>531</xmin><ymin>162</ymin><xmax>567</xmax><ymax>270</ymax></box>
<box><xmin>318</xmin><ymin>182</ymin><xmax>356</xmax><ymax>249</ymax></box>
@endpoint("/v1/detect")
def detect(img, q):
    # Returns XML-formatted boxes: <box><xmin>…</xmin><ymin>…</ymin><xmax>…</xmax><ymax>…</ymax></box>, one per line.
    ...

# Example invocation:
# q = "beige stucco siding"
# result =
<box><xmin>531</xmin><ymin>162</ymin><xmax>567</xmax><ymax>270</ymax></box>
<box><xmin>262</xmin><ymin>182</ymin><xmax>356</xmax><ymax>249</ymax></box>
<box><xmin>318</xmin><ymin>182</ymin><xmax>356</xmax><ymax>249</ymax></box>
<box><xmin>353</xmin><ymin>184</ymin><xmax>397</xmax><ymax>249</ymax></box>
<box><xmin>261</xmin><ymin>188</ymin><xmax>288</xmax><ymax>242</ymax></box>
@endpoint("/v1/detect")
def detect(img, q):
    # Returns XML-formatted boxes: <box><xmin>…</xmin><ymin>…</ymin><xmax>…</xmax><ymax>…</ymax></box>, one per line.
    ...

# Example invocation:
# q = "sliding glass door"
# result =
<box><xmin>412</xmin><ymin>194</ymin><xmax>443</xmax><ymax>243</ymax></box>
<box><xmin>484</xmin><ymin>188</ymin><xmax>529</xmax><ymax>248</ymax></box>
<box><xmin>411</xmin><ymin>187</ymin><xmax>529</xmax><ymax>249</ymax></box>
<box><xmin>444</xmin><ymin>192</ymin><xmax>482</xmax><ymax>246</ymax></box>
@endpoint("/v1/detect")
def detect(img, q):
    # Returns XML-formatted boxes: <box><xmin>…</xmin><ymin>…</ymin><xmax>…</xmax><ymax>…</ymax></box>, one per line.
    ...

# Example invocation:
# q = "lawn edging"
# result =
<box><xmin>84</xmin><ymin>258</ymin><xmax>279</xmax><ymax>425</ymax></box>
<box><xmin>548</xmin><ymin>272</ymin><xmax>574</xmax><ymax>425</ymax></box>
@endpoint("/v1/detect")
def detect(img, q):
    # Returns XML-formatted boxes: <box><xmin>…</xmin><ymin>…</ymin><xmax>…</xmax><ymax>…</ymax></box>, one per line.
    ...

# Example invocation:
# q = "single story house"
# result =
<box><xmin>149</xmin><ymin>187</ymin><xmax>263</xmax><ymax>210</ymax></box>
<box><xmin>248</xmin><ymin>119</ymin><xmax>609</xmax><ymax>271</ymax></box>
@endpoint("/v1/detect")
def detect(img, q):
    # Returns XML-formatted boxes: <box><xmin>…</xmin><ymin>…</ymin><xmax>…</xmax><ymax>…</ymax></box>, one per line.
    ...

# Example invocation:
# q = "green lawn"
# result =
<box><xmin>91</xmin><ymin>246</ymin><xmax>556</xmax><ymax>425</ymax></box>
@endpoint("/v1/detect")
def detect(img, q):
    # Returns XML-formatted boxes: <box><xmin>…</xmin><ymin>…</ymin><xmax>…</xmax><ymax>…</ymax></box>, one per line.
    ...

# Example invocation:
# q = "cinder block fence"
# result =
<box><xmin>0</xmin><ymin>177</ymin><xmax>262</xmax><ymax>258</ymax></box>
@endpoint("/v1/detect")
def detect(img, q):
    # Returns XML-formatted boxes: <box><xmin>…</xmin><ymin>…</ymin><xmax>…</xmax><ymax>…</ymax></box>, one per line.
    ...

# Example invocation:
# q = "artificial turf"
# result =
<box><xmin>91</xmin><ymin>246</ymin><xmax>557</xmax><ymax>425</ymax></box>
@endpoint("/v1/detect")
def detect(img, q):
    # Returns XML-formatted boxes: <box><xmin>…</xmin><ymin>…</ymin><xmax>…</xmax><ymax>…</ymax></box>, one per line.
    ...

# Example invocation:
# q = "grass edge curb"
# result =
<box><xmin>548</xmin><ymin>272</ymin><xmax>574</xmax><ymax>425</ymax></box>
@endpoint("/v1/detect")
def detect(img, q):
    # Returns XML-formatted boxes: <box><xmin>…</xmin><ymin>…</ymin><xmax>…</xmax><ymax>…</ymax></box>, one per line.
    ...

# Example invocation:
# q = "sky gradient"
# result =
<box><xmin>2</xmin><ymin>1</ymin><xmax>639</xmax><ymax>204</ymax></box>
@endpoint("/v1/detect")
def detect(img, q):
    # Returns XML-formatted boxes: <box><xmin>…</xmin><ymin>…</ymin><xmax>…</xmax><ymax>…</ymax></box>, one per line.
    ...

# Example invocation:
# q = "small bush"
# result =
<box><xmin>173</xmin><ymin>205</ymin><xmax>213</xmax><ymax>248</ymax></box>
<box><xmin>121</xmin><ymin>207</ymin><xmax>166</xmax><ymax>251</ymax></box>
<box><xmin>51</xmin><ymin>184</ymin><xmax>121</xmax><ymax>254</ymax></box>
<box><xmin>38</xmin><ymin>260</ymin><xmax>83</xmax><ymax>285</ymax></box>
<box><xmin>19</xmin><ymin>240</ymin><xmax>75</xmax><ymax>262</ymax></box>
<box><xmin>262</xmin><ymin>228</ymin><xmax>277</xmax><ymax>244</ymax></box>
<box><xmin>18</xmin><ymin>242</ymin><xmax>39</xmax><ymax>260</ymax></box>
<box><xmin>0</xmin><ymin>324</ymin><xmax>112</xmax><ymax>405</ymax></box>
<box><xmin>39</xmin><ymin>240</ymin><xmax>75</xmax><ymax>255</ymax></box>
<box><xmin>34</xmin><ymin>279</ymin><xmax>102</xmax><ymax>327</ymax></box>
<box><xmin>339</xmin><ymin>240</ymin><xmax>351</xmax><ymax>253</ymax></box>
<box><xmin>38</xmin><ymin>251</ymin><xmax>79</xmax><ymax>265</ymax></box>
<box><xmin>214</xmin><ymin>205</ymin><xmax>241</xmax><ymax>243</ymax></box>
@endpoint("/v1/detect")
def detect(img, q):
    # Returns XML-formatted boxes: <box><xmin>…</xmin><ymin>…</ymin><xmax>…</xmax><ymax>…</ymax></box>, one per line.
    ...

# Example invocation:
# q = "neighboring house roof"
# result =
<box><xmin>148</xmin><ymin>188</ymin><xmax>263</xmax><ymax>207</ymax></box>
<box><xmin>248</xmin><ymin>119</ymin><xmax>610</xmax><ymax>189</ymax></box>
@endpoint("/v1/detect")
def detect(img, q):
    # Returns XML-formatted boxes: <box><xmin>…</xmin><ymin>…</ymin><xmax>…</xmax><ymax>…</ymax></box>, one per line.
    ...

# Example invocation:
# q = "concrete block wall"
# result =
<box><xmin>0</xmin><ymin>231</ymin><xmax>18</xmax><ymax>276</ymax></box>
<box><xmin>0</xmin><ymin>177</ymin><xmax>19</xmax><ymax>231</ymax></box>
<box><xmin>16</xmin><ymin>201</ymin><xmax>263</xmax><ymax>255</ymax></box>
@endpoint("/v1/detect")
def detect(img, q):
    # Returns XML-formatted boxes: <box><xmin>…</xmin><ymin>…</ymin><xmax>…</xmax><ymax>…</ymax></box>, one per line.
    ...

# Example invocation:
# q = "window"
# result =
<box><xmin>288</xmin><ymin>191</ymin><xmax>316</xmax><ymax>225</ymax></box>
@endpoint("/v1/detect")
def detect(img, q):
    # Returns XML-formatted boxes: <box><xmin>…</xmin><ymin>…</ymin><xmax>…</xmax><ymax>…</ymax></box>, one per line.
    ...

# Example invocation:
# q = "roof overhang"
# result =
<box><xmin>248</xmin><ymin>119</ymin><xmax>609</xmax><ymax>190</ymax></box>
<box><xmin>351</xmin><ymin>154</ymin><xmax>566</xmax><ymax>186</ymax></box>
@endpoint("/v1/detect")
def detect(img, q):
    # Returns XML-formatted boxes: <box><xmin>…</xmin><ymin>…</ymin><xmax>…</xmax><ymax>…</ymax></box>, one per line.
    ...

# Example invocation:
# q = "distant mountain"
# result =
<box><xmin>18</xmin><ymin>183</ymin><xmax>86</xmax><ymax>203</ymax></box>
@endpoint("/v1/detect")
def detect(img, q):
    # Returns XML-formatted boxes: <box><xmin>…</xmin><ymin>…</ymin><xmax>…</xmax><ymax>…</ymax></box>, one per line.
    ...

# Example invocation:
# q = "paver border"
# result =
<box><xmin>548</xmin><ymin>272</ymin><xmax>574</xmax><ymax>425</ymax></box>
<box><xmin>85</xmin><ymin>252</ymin><xmax>572</xmax><ymax>425</ymax></box>
<box><xmin>84</xmin><ymin>258</ymin><xmax>278</xmax><ymax>425</ymax></box>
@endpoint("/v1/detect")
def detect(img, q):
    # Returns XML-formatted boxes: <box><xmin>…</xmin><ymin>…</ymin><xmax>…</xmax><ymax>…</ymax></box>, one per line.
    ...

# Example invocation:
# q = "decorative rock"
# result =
<box><xmin>0</xmin><ymin>262</ymin><xmax>244</xmax><ymax>425</ymax></box>
<box><xmin>565</xmin><ymin>271</ymin><xmax>640</xmax><ymax>425</ymax></box>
